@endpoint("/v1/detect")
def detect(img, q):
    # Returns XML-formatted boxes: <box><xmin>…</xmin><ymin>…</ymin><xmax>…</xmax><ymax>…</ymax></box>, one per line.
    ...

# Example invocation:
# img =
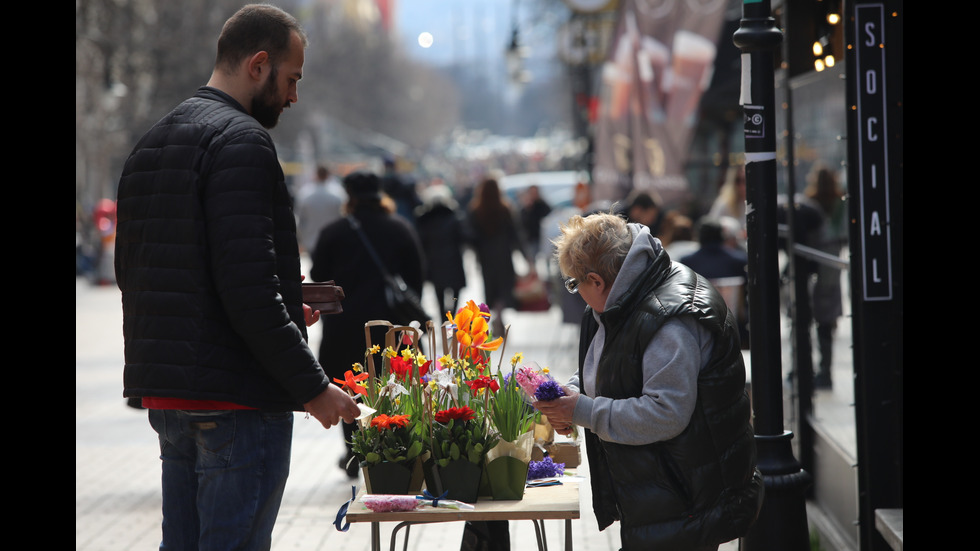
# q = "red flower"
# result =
<box><xmin>434</xmin><ymin>406</ymin><xmax>476</xmax><ymax>424</ymax></box>
<box><xmin>333</xmin><ymin>370</ymin><xmax>368</xmax><ymax>396</ymax></box>
<box><xmin>465</xmin><ymin>375</ymin><xmax>500</xmax><ymax>393</ymax></box>
<box><xmin>389</xmin><ymin>356</ymin><xmax>413</xmax><ymax>381</ymax></box>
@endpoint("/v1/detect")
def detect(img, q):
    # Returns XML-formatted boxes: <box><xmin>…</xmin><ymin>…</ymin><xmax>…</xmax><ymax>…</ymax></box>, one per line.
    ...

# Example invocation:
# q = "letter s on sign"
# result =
<box><xmin>864</xmin><ymin>22</ymin><xmax>877</xmax><ymax>46</ymax></box>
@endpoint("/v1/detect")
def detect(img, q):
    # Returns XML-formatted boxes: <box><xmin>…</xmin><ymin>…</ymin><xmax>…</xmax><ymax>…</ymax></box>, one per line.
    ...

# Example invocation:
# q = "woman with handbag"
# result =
<box><xmin>309</xmin><ymin>171</ymin><xmax>427</xmax><ymax>478</ymax></box>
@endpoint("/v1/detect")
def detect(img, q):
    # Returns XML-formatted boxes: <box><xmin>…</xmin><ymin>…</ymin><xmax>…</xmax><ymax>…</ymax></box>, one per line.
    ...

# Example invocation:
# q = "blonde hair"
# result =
<box><xmin>553</xmin><ymin>212</ymin><xmax>632</xmax><ymax>284</ymax></box>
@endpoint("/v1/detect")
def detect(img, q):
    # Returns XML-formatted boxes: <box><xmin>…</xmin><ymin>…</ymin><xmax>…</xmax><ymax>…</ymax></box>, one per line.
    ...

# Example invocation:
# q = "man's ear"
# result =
<box><xmin>246</xmin><ymin>51</ymin><xmax>270</xmax><ymax>82</ymax></box>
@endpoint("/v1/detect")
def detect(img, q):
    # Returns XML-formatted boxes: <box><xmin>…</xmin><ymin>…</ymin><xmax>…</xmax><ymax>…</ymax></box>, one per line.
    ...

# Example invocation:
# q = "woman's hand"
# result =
<box><xmin>533</xmin><ymin>387</ymin><xmax>579</xmax><ymax>434</ymax></box>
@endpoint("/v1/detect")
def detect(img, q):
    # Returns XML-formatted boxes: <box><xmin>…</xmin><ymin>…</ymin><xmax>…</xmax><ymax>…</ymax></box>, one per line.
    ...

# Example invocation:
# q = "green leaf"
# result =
<box><xmin>406</xmin><ymin>440</ymin><xmax>423</xmax><ymax>461</ymax></box>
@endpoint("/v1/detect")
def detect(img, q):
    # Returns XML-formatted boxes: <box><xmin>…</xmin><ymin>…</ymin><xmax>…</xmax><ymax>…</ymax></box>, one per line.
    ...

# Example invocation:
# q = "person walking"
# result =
<box><xmin>414</xmin><ymin>183</ymin><xmax>467</xmax><ymax>318</ymax></box>
<box><xmin>804</xmin><ymin>163</ymin><xmax>847</xmax><ymax>388</ymax></box>
<box><xmin>310</xmin><ymin>171</ymin><xmax>426</xmax><ymax>477</ymax></box>
<box><xmin>295</xmin><ymin>164</ymin><xmax>346</xmax><ymax>255</ymax></box>
<box><xmin>114</xmin><ymin>5</ymin><xmax>359</xmax><ymax>549</ymax></box>
<box><xmin>466</xmin><ymin>177</ymin><xmax>526</xmax><ymax>335</ymax></box>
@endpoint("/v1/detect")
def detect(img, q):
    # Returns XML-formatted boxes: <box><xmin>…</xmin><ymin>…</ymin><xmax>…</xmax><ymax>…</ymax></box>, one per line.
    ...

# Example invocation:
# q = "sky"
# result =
<box><xmin>394</xmin><ymin>0</ymin><xmax>540</xmax><ymax>68</ymax></box>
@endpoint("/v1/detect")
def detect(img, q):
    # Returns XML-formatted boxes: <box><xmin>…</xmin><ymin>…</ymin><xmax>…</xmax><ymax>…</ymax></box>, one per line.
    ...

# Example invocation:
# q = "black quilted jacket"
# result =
<box><xmin>114</xmin><ymin>87</ymin><xmax>328</xmax><ymax>411</ymax></box>
<box><xmin>578</xmin><ymin>248</ymin><xmax>763</xmax><ymax>550</ymax></box>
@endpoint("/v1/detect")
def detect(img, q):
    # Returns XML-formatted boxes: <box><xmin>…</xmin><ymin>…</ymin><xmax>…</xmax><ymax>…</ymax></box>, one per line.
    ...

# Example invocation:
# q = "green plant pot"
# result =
<box><xmin>423</xmin><ymin>458</ymin><xmax>483</xmax><ymax>503</ymax></box>
<box><xmin>486</xmin><ymin>455</ymin><xmax>530</xmax><ymax>500</ymax></box>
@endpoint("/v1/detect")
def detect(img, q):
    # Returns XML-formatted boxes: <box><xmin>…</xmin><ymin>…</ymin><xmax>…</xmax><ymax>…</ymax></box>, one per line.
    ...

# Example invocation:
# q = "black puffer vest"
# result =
<box><xmin>578</xmin><ymin>248</ymin><xmax>763</xmax><ymax>550</ymax></box>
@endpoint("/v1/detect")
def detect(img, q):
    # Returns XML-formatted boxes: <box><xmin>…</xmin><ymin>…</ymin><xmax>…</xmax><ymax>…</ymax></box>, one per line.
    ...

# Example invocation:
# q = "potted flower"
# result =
<box><xmin>336</xmin><ymin>328</ymin><xmax>431</xmax><ymax>494</ymax></box>
<box><xmin>424</xmin><ymin>404</ymin><xmax>498</xmax><ymax>503</ymax></box>
<box><xmin>351</xmin><ymin>413</ymin><xmax>426</xmax><ymax>494</ymax></box>
<box><xmin>420</xmin><ymin>300</ymin><xmax>504</xmax><ymax>502</ymax></box>
<box><xmin>484</xmin><ymin>353</ymin><xmax>538</xmax><ymax>500</ymax></box>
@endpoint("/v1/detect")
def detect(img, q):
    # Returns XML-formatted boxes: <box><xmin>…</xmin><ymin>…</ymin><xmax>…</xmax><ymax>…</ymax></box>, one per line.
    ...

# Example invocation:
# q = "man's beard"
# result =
<box><xmin>251</xmin><ymin>66</ymin><xmax>285</xmax><ymax>129</ymax></box>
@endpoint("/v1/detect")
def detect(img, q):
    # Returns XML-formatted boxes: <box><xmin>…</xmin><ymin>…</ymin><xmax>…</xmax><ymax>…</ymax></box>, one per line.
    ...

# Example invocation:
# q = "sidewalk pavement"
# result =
<box><xmin>77</xmin><ymin>258</ymin><xmax>745</xmax><ymax>550</ymax></box>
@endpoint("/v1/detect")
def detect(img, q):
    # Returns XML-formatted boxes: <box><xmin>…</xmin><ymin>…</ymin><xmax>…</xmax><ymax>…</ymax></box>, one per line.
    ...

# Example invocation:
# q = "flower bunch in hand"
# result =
<box><xmin>514</xmin><ymin>362</ymin><xmax>566</xmax><ymax>402</ymax></box>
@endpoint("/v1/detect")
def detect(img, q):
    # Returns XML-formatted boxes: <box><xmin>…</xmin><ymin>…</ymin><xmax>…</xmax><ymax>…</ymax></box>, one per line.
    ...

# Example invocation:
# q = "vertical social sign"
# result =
<box><xmin>855</xmin><ymin>4</ymin><xmax>892</xmax><ymax>301</ymax></box>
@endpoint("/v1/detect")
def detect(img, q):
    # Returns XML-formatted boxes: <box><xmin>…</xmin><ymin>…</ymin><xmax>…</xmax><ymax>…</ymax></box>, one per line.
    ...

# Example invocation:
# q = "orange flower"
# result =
<box><xmin>370</xmin><ymin>413</ymin><xmax>411</xmax><ymax>430</ymax></box>
<box><xmin>333</xmin><ymin>369</ymin><xmax>369</xmax><ymax>397</ymax></box>
<box><xmin>448</xmin><ymin>300</ymin><xmax>502</xmax><ymax>359</ymax></box>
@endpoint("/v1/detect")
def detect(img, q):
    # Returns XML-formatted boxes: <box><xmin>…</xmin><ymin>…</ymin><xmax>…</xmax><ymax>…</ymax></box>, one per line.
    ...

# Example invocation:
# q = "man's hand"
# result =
<box><xmin>300</xmin><ymin>275</ymin><xmax>320</xmax><ymax>326</ymax></box>
<box><xmin>533</xmin><ymin>387</ymin><xmax>579</xmax><ymax>435</ymax></box>
<box><xmin>303</xmin><ymin>303</ymin><xmax>320</xmax><ymax>326</ymax></box>
<box><xmin>303</xmin><ymin>384</ymin><xmax>359</xmax><ymax>429</ymax></box>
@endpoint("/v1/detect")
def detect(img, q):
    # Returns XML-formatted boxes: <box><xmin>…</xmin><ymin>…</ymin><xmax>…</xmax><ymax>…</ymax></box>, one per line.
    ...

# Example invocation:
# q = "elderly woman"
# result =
<box><xmin>534</xmin><ymin>212</ymin><xmax>762</xmax><ymax>551</ymax></box>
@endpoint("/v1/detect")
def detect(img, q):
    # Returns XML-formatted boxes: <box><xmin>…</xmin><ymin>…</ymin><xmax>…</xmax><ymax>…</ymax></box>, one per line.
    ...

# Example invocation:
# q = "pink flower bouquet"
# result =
<box><xmin>514</xmin><ymin>362</ymin><xmax>566</xmax><ymax>402</ymax></box>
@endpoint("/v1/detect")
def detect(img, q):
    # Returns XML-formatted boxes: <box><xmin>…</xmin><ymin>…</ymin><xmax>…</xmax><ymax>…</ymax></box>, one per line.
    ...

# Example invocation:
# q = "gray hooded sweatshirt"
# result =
<box><xmin>570</xmin><ymin>223</ymin><xmax>715</xmax><ymax>446</ymax></box>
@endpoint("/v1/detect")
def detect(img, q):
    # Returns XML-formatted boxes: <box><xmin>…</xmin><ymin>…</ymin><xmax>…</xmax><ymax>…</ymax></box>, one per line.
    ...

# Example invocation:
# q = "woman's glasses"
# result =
<box><xmin>564</xmin><ymin>278</ymin><xmax>580</xmax><ymax>294</ymax></box>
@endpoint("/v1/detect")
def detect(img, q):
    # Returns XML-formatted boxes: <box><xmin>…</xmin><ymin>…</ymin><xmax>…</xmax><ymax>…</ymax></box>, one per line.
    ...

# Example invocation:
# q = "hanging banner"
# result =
<box><xmin>592</xmin><ymin>0</ymin><xmax>727</xmax><ymax>206</ymax></box>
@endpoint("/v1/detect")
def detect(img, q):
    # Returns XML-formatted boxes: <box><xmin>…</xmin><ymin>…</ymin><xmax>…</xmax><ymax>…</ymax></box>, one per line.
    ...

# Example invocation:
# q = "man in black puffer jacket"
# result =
<box><xmin>114</xmin><ymin>5</ymin><xmax>359</xmax><ymax>549</ymax></box>
<box><xmin>536</xmin><ymin>213</ymin><xmax>763</xmax><ymax>551</ymax></box>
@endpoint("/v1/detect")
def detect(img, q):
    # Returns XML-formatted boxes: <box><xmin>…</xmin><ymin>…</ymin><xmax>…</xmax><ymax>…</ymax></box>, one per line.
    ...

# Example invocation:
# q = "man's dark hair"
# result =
<box><xmin>215</xmin><ymin>4</ymin><xmax>307</xmax><ymax>72</ymax></box>
<box><xmin>625</xmin><ymin>189</ymin><xmax>661</xmax><ymax>210</ymax></box>
<box><xmin>697</xmin><ymin>218</ymin><xmax>725</xmax><ymax>245</ymax></box>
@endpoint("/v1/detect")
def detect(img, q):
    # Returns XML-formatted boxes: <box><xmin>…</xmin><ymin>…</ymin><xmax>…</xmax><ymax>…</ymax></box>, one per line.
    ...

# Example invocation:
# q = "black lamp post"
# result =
<box><xmin>733</xmin><ymin>2</ymin><xmax>811</xmax><ymax>549</ymax></box>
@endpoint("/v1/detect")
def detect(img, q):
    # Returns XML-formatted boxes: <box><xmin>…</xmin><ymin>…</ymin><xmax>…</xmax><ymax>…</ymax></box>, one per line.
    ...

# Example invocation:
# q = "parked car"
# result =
<box><xmin>498</xmin><ymin>170</ymin><xmax>582</xmax><ymax>209</ymax></box>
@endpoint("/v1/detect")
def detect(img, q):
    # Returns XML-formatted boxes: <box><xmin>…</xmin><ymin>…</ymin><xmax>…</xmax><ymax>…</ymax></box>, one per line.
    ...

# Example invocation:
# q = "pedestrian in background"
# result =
<box><xmin>114</xmin><ymin>5</ymin><xmax>359</xmax><ymax>549</ymax></box>
<box><xmin>804</xmin><ymin>163</ymin><xmax>847</xmax><ymax>389</ymax></box>
<box><xmin>414</xmin><ymin>183</ymin><xmax>467</xmax><ymax>318</ymax></box>
<box><xmin>709</xmin><ymin>165</ymin><xmax>747</xmax><ymax>249</ymax></box>
<box><xmin>678</xmin><ymin>218</ymin><xmax>748</xmax><ymax>282</ymax></box>
<box><xmin>519</xmin><ymin>184</ymin><xmax>552</xmax><ymax>264</ymax></box>
<box><xmin>310</xmin><ymin>171</ymin><xmax>426</xmax><ymax>477</ymax></box>
<box><xmin>295</xmin><ymin>164</ymin><xmax>346</xmax><ymax>255</ymax></box>
<box><xmin>680</xmin><ymin>217</ymin><xmax>750</xmax><ymax>345</ymax></box>
<box><xmin>381</xmin><ymin>155</ymin><xmax>422</xmax><ymax>226</ymax></box>
<box><xmin>619</xmin><ymin>189</ymin><xmax>665</xmax><ymax>237</ymax></box>
<box><xmin>467</xmin><ymin>176</ymin><xmax>526</xmax><ymax>335</ymax></box>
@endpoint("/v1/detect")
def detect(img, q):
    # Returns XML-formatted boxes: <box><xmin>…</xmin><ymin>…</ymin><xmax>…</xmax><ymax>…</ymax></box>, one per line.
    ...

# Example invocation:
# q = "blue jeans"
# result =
<box><xmin>149</xmin><ymin>409</ymin><xmax>293</xmax><ymax>551</ymax></box>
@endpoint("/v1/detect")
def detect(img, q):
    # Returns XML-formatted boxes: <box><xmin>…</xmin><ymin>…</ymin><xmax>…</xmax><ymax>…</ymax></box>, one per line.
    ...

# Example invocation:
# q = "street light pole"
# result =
<box><xmin>733</xmin><ymin>2</ymin><xmax>811</xmax><ymax>549</ymax></box>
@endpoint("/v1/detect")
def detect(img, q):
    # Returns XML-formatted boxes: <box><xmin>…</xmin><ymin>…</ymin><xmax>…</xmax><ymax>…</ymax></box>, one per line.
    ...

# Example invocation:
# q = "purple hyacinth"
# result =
<box><xmin>527</xmin><ymin>457</ymin><xmax>565</xmax><ymax>480</ymax></box>
<box><xmin>534</xmin><ymin>379</ymin><xmax>566</xmax><ymax>402</ymax></box>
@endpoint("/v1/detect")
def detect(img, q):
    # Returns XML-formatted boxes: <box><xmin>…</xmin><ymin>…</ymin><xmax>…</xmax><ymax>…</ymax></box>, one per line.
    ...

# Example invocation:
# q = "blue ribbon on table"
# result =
<box><xmin>418</xmin><ymin>489</ymin><xmax>449</xmax><ymax>508</ymax></box>
<box><xmin>334</xmin><ymin>485</ymin><xmax>357</xmax><ymax>532</ymax></box>
<box><xmin>526</xmin><ymin>479</ymin><xmax>563</xmax><ymax>488</ymax></box>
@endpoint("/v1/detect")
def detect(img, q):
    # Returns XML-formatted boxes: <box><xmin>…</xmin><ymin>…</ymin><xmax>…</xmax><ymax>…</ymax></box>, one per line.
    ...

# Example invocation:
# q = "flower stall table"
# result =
<box><xmin>345</xmin><ymin>481</ymin><xmax>580</xmax><ymax>551</ymax></box>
